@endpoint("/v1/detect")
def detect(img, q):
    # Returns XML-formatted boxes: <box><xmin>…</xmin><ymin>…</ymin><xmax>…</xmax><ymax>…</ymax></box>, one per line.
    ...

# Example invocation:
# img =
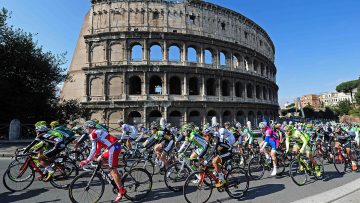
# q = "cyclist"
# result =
<box><xmin>284</xmin><ymin>125</ymin><xmax>322</xmax><ymax>176</ymax></box>
<box><xmin>211</xmin><ymin>124</ymin><xmax>235</xmax><ymax>187</ymax></box>
<box><xmin>178</xmin><ymin>124</ymin><xmax>209</xmax><ymax>162</ymax></box>
<box><xmin>50</xmin><ymin>121</ymin><xmax>76</xmax><ymax>145</ymax></box>
<box><xmin>79</xmin><ymin>120</ymin><xmax>125</xmax><ymax>202</ymax></box>
<box><xmin>333</xmin><ymin>126</ymin><xmax>358</xmax><ymax>171</ymax></box>
<box><xmin>23</xmin><ymin>121</ymin><xmax>65</xmax><ymax>181</ymax></box>
<box><xmin>259</xmin><ymin>121</ymin><xmax>278</xmax><ymax>176</ymax></box>
<box><xmin>117</xmin><ymin>120</ymin><xmax>138</xmax><ymax>150</ymax></box>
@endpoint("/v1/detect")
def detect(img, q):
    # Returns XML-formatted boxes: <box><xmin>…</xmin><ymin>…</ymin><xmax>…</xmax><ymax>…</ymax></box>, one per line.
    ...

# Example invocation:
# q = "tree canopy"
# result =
<box><xmin>0</xmin><ymin>8</ymin><xmax>70</xmax><ymax>124</ymax></box>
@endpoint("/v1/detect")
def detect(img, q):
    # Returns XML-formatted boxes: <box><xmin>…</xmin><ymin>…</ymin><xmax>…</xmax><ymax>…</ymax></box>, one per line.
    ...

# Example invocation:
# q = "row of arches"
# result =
<box><xmin>90</xmin><ymin>41</ymin><xmax>276</xmax><ymax>80</ymax></box>
<box><xmin>92</xmin><ymin>109</ymin><xmax>277</xmax><ymax>129</ymax></box>
<box><xmin>89</xmin><ymin>74</ymin><xmax>278</xmax><ymax>101</ymax></box>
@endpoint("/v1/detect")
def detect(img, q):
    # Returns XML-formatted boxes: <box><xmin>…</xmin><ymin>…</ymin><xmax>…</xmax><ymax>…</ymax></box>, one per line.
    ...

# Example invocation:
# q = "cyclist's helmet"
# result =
<box><xmin>259</xmin><ymin>122</ymin><xmax>267</xmax><ymax>129</ymax></box>
<box><xmin>235</xmin><ymin>122</ymin><xmax>242</xmax><ymax>129</ymax></box>
<box><xmin>182</xmin><ymin>124</ymin><xmax>192</xmax><ymax>132</ymax></box>
<box><xmin>72</xmin><ymin>126</ymin><xmax>83</xmax><ymax>134</ymax></box>
<box><xmin>35</xmin><ymin>121</ymin><xmax>47</xmax><ymax>128</ymax></box>
<box><xmin>284</xmin><ymin>125</ymin><xmax>294</xmax><ymax>132</ymax></box>
<box><xmin>84</xmin><ymin>120</ymin><xmax>97</xmax><ymax>129</ymax></box>
<box><xmin>212</xmin><ymin>123</ymin><xmax>220</xmax><ymax>128</ymax></box>
<box><xmin>274</xmin><ymin>124</ymin><xmax>282</xmax><ymax>130</ymax></box>
<box><xmin>50</xmin><ymin>121</ymin><xmax>60</xmax><ymax>129</ymax></box>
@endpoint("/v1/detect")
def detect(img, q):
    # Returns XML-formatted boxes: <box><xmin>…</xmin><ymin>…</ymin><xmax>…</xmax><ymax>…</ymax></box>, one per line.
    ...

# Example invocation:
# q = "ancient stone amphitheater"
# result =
<box><xmin>61</xmin><ymin>0</ymin><xmax>279</xmax><ymax>129</ymax></box>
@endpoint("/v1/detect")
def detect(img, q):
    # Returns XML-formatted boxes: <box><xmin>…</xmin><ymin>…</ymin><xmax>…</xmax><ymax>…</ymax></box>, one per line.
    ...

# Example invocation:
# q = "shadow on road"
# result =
<box><xmin>1</xmin><ymin>188</ymin><xmax>61</xmax><ymax>203</ymax></box>
<box><xmin>240</xmin><ymin>183</ymin><xmax>285</xmax><ymax>200</ymax></box>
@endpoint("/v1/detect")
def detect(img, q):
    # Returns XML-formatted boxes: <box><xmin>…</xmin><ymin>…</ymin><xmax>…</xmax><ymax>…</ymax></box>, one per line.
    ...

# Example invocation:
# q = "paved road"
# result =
<box><xmin>0</xmin><ymin>158</ymin><xmax>359</xmax><ymax>203</ymax></box>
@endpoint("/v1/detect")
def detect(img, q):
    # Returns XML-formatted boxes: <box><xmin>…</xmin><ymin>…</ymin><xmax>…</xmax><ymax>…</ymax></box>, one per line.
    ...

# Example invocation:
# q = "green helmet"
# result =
<box><xmin>284</xmin><ymin>125</ymin><xmax>294</xmax><ymax>132</ymax></box>
<box><xmin>50</xmin><ymin>121</ymin><xmax>60</xmax><ymax>129</ymax></box>
<box><xmin>182</xmin><ymin>124</ymin><xmax>192</xmax><ymax>132</ymax></box>
<box><xmin>35</xmin><ymin>121</ymin><xmax>47</xmax><ymax>128</ymax></box>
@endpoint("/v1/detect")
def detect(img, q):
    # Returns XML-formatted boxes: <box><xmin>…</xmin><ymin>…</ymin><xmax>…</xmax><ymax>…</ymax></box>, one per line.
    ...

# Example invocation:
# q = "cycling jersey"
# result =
<box><xmin>218</xmin><ymin>128</ymin><xmax>235</xmax><ymax>146</ymax></box>
<box><xmin>286</xmin><ymin>129</ymin><xmax>310</xmax><ymax>153</ymax></box>
<box><xmin>54</xmin><ymin>126</ymin><xmax>76</xmax><ymax>144</ymax></box>
<box><xmin>87</xmin><ymin>129</ymin><xmax>121</xmax><ymax>167</ymax></box>
<box><xmin>24</xmin><ymin>132</ymin><xmax>65</xmax><ymax>158</ymax></box>
<box><xmin>120</xmin><ymin>124</ymin><xmax>138</xmax><ymax>140</ymax></box>
<box><xmin>262</xmin><ymin>126</ymin><xmax>279</xmax><ymax>151</ymax></box>
<box><xmin>242</xmin><ymin>128</ymin><xmax>254</xmax><ymax>145</ymax></box>
<box><xmin>178</xmin><ymin>131</ymin><xmax>209</xmax><ymax>158</ymax></box>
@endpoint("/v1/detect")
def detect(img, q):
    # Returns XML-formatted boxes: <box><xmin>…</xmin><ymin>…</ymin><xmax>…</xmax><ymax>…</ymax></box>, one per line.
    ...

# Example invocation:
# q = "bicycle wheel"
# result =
<box><xmin>50</xmin><ymin>157</ymin><xmax>79</xmax><ymax>189</ymax></box>
<box><xmin>333</xmin><ymin>151</ymin><xmax>346</xmax><ymax>175</ymax></box>
<box><xmin>68</xmin><ymin>171</ymin><xmax>105</xmax><ymax>203</ymax></box>
<box><xmin>248</xmin><ymin>156</ymin><xmax>265</xmax><ymax>180</ymax></box>
<box><xmin>130</xmin><ymin>159</ymin><xmax>155</xmax><ymax>175</ymax></box>
<box><xmin>225</xmin><ymin>167</ymin><xmax>249</xmax><ymax>199</ymax></box>
<box><xmin>164</xmin><ymin>162</ymin><xmax>191</xmax><ymax>192</ymax></box>
<box><xmin>183</xmin><ymin>171</ymin><xmax>213</xmax><ymax>203</ymax></box>
<box><xmin>289</xmin><ymin>160</ymin><xmax>307</xmax><ymax>186</ymax></box>
<box><xmin>3</xmin><ymin>161</ymin><xmax>35</xmax><ymax>192</ymax></box>
<box><xmin>123</xmin><ymin>168</ymin><xmax>152</xmax><ymax>201</ymax></box>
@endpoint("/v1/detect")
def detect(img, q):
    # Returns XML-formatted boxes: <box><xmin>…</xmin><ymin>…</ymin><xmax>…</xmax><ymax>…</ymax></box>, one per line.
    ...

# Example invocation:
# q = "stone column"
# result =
<box><xmin>143</xmin><ymin>107</ymin><xmax>147</xmax><ymax>127</ymax></box>
<box><xmin>200</xmin><ymin>46</ymin><xmax>204</xmax><ymax>65</ymax></box>
<box><xmin>163</xmin><ymin>40</ymin><xmax>168</xmax><ymax>64</ymax></box>
<box><xmin>122</xmin><ymin>72</ymin><xmax>127</xmax><ymax>100</ymax></box>
<box><xmin>183</xmin><ymin>73</ymin><xmax>188</xmax><ymax>96</ymax></box>
<box><xmin>202</xmin><ymin>75</ymin><xmax>206</xmax><ymax>99</ymax></box>
<box><xmin>143</xmin><ymin>72</ymin><xmax>148</xmax><ymax>99</ymax></box>
<box><xmin>218</xmin><ymin>78</ymin><xmax>222</xmax><ymax>101</ymax></box>
<box><xmin>9</xmin><ymin>119</ymin><xmax>21</xmax><ymax>140</ymax></box>
<box><xmin>182</xmin><ymin>43</ymin><xmax>187</xmax><ymax>65</ymax></box>
<box><xmin>143</xmin><ymin>39</ymin><xmax>149</xmax><ymax>64</ymax></box>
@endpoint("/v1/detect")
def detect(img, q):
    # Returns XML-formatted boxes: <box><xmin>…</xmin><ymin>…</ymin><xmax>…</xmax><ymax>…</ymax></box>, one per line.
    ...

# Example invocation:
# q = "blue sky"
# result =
<box><xmin>2</xmin><ymin>0</ymin><xmax>359</xmax><ymax>105</ymax></box>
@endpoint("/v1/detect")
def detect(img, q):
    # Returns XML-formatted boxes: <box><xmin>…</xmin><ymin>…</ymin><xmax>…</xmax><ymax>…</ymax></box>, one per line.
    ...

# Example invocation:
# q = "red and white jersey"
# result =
<box><xmin>86</xmin><ymin>129</ymin><xmax>118</xmax><ymax>161</ymax></box>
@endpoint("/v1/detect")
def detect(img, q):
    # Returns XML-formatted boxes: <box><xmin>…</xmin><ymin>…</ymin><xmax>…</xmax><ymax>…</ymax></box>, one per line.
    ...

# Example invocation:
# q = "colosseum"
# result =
<box><xmin>61</xmin><ymin>0</ymin><xmax>279</xmax><ymax>129</ymax></box>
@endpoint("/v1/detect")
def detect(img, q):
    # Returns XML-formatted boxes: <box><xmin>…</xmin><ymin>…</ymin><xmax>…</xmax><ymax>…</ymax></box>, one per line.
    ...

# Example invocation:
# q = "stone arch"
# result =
<box><xmin>189</xmin><ymin>111</ymin><xmax>201</xmax><ymax>126</ymax></box>
<box><xmin>169</xmin><ymin>76</ymin><xmax>181</xmax><ymax>95</ymax></box>
<box><xmin>150</xmin><ymin>43</ymin><xmax>162</xmax><ymax>61</ymax></box>
<box><xmin>223</xmin><ymin>110</ymin><xmax>232</xmax><ymax>124</ymax></box>
<box><xmin>169</xmin><ymin>44</ymin><xmax>181</xmax><ymax>62</ymax></box>
<box><xmin>130</xmin><ymin>43</ymin><xmax>142</xmax><ymax>61</ymax></box>
<box><xmin>263</xmin><ymin>86</ymin><xmax>267</xmax><ymax>100</ymax></box>
<box><xmin>129</xmin><ymin>76</ymin><xmax>142</xmax><ymax>95</ymax></box>
<box><xmin>233</xmin><ymin>54</ymin><xmax>240</xmax><ymax>69</ymax></box>
<box><xmin>235</xmin><ymin>81</ymin><xmax>244</xmax><ymax>98</ymax></box>
<box><xmin>128</xmin><ymin>111</ymin><xmax>142</xmax><ymax>126</ymax></box>
<box><xmin>204</xmin><ymin>49</ymin><xmax>213</xmax><ymax>64</ymax></box>
<box><xmin>236</xmin><ymin>111</ymin><xmax>245</xmax><ymax>125</ymax></box>
<box><xmin>219</xmin><ymin>51</ymin><xmax>226</xmax><ymax>66</ymax></box>
<box><xmin>108</xmin><ymin>111</ymin><xmax>123</xmax><ymax>133</ymax></box>
<box><xmin>246</xmin><ymin>83</ymin><xmax>253</xmax><ymax>98</ymax></box>
<box><xmin>257</xmin><ymin>111</ymin><xmax>263</xmax><ymax>126</ymax></box>
<box><xmin>207</xmin><ymin>110</ymin><xmax>218</xmax><ymax>124</ymax></box>
<box><xmin>189</xmin><ymin>77</ymin><xmax>200</xmax><ymax>95</ymax></box>
<box><xmin>206</xmin><ymin>78</ymin><xmax>217</xmax><ymax>96</ymax></box>
<box><xmin>168</xmin><ymin>110</ymin><xmax>183</xmax><ymax>128</ymax></box>
<box><xmin>260</xmin><ymin>63</ymin><xmax>265</xmax><ymax>76</ymax></box>
<box><xmin>148</xmin><ymin>110</ymin><xmax>162</xmax><ymax>124</ymax></box>
<box><xmin>244</xmin><ymin>56</ymin><xmax>250</xmax><ymax>71</ymax></box>
<box><xmin>108</xmin><ymin>76</ymin><xmax>122</xmax><ymax>97</ymax></box>
<box><xmin>91</xmin><ymin>45</ymin><xmax>104</xmax><ymax>63</ymax></box>
<box><xmin>221</xmin><ymin>79</ymin><xmax>231</xmax><ymax>96</ymax></box>
<box><xmin>256</xmin><ymin>85</ymin><xmax>261</xmax><ymax>99</ymax></box>
<box><xmin>90</xmin><ymin>77</ymin><xmax>103</xmax><ymax>97</ymax></box>
<box><xmin>149</xmin><ymin>75</ymin><xmax>163</xmax><ymax>94</ymax></box>
<box><xmin>110</xmin><ymin>43</ymin><xmax>122</xmax><ymax>62</ymax></box>
<box><xmin>248</xmin><ymin>111</ymin><xmax>255</xmax><ymax>127</ymax></box>
<box><xmin>253</xmin><ymin>60</ymin><xmax>259</xmax><ymax>73</ymax></box>
<box><xmin>187</xmin><ymin>46</ymin><xmax>198</xmax><ymax>62</ymax></box>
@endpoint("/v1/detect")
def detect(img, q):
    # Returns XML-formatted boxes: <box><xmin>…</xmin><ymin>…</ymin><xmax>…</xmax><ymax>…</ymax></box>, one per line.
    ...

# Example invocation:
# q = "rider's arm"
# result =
<box><xmin>86</xmin><ymin>140</ymin><xmax>98</xmax><ymax>161</ymax></box>
<box><xmin>23</xmin><ymin>138</ymin><xmax>40</xmax><ymax>153</ymax></box>
<box><xmin>299</xmin><ymin>133</ymin><xmax>308</xmax><ymax>153</ymax></box>
<box><xmin>285</xmin><ymin>134</ymin><xmax>290</xmax><ymax>152</ymax></box>
<box><xmin>178</xmin><ymin>141</ymin><xmax>190</xmax><ymax>153</ymax></box>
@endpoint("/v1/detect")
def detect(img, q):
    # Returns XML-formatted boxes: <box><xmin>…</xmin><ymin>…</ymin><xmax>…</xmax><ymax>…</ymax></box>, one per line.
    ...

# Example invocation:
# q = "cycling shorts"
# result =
<box><xmin>101</xmin><ymin>143</ymin><xmax>121</xmax><ymax>167</ymax></box>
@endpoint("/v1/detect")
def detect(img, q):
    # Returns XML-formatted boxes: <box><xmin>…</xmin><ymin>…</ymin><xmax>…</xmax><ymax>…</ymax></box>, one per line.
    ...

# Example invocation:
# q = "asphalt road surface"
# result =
<box><xmin>0</xmin><ymin>158</ymin><xmax>359</xmax><ymax>203</ymax></box>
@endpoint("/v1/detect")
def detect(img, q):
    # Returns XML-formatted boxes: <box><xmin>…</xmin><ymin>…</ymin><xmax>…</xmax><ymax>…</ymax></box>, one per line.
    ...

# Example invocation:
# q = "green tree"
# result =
<box><xmin>336</xmin><ymin>100</ymin><xmax>352</xmax><ymax>116</ymax></box>
<box><xmin>336</xmin><ymin>79</ymin><xmax>359</xmax><ymax>103</ymax></box>
<box><xmin>303</xmin><ymin>106</ymin><xmax>315</xmax><ymax>118</ymax></box>
<box><xmin>0</xmin><ymin>8</ymin><xmax>67</xmax><ymax>124</ymax></box>
<box><xmin>55</xmin><ymin>99</ymin><xmax>90</xmax><ymax>124</ymax></box>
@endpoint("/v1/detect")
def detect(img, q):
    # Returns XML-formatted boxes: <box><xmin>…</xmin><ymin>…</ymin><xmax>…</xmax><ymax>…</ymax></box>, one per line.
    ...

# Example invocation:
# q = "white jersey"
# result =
<box><xmin>121</xmin><ymin>124</ymin><xmax>138</xmax><ymax>139</ymax></box>
<box><xmin>218</xmin><ymin>128</ymin><xmax>235</xmax><ymax>146</ymax></box>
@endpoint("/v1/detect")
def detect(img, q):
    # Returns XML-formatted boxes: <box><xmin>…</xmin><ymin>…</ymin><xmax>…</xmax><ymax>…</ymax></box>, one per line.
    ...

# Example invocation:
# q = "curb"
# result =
<box><xmin>291</xmin><ymin>177</ymin><xmax>360</xmax><ymax>203</ymax></box>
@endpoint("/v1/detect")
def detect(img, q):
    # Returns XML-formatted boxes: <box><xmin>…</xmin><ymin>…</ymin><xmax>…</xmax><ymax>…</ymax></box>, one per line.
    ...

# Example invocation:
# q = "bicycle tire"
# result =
<box><xmin>289</xmin><ymin>160</ymin><xmax>307</xmax><ymax>186</ymax></box>
<box><xmin>68</xmin><ymin>171</ymin><xmax>105</xmax><ymax>203</ymax></box>
<box><xmin>164</xmin><ymin>162</ymin><xmax>191</xmax><ymax>192</ymax></box>
<box><xmin>3</xmin><ymin>161</ymin><xmax>35</xmax><ymax>192</ymax></box>
<box><xmin>248</xmin><ymin>156</ymin><xmax>265</xmax><ymax>180</ymax></box>
<box><xmin>123</xmin><ymin>168</ymin><xmax>152</xmax><ymax>201</ymax></box>
<box><xmin>225</xmin><ymin>167</ymin><xmax>249</xmax><ymax>199</ymax></box>
<box><xmin>333</xmin><ymin>151</ymin><xmax>346</xmax><ymax>175</ymax></box>
<box><xmin>130</xmin><ymin>159</ymin><xmax>155</xmax><ymax>175</ymax></box>
<box><xmin>50</xmin><ymin>157</ymin><xmax>79</xmax><ymax>189</ymax></box>
<box><xmin>183</xmin><ymin>171</ymin><xmax>213</xmax><ymax>203</ymax></box>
